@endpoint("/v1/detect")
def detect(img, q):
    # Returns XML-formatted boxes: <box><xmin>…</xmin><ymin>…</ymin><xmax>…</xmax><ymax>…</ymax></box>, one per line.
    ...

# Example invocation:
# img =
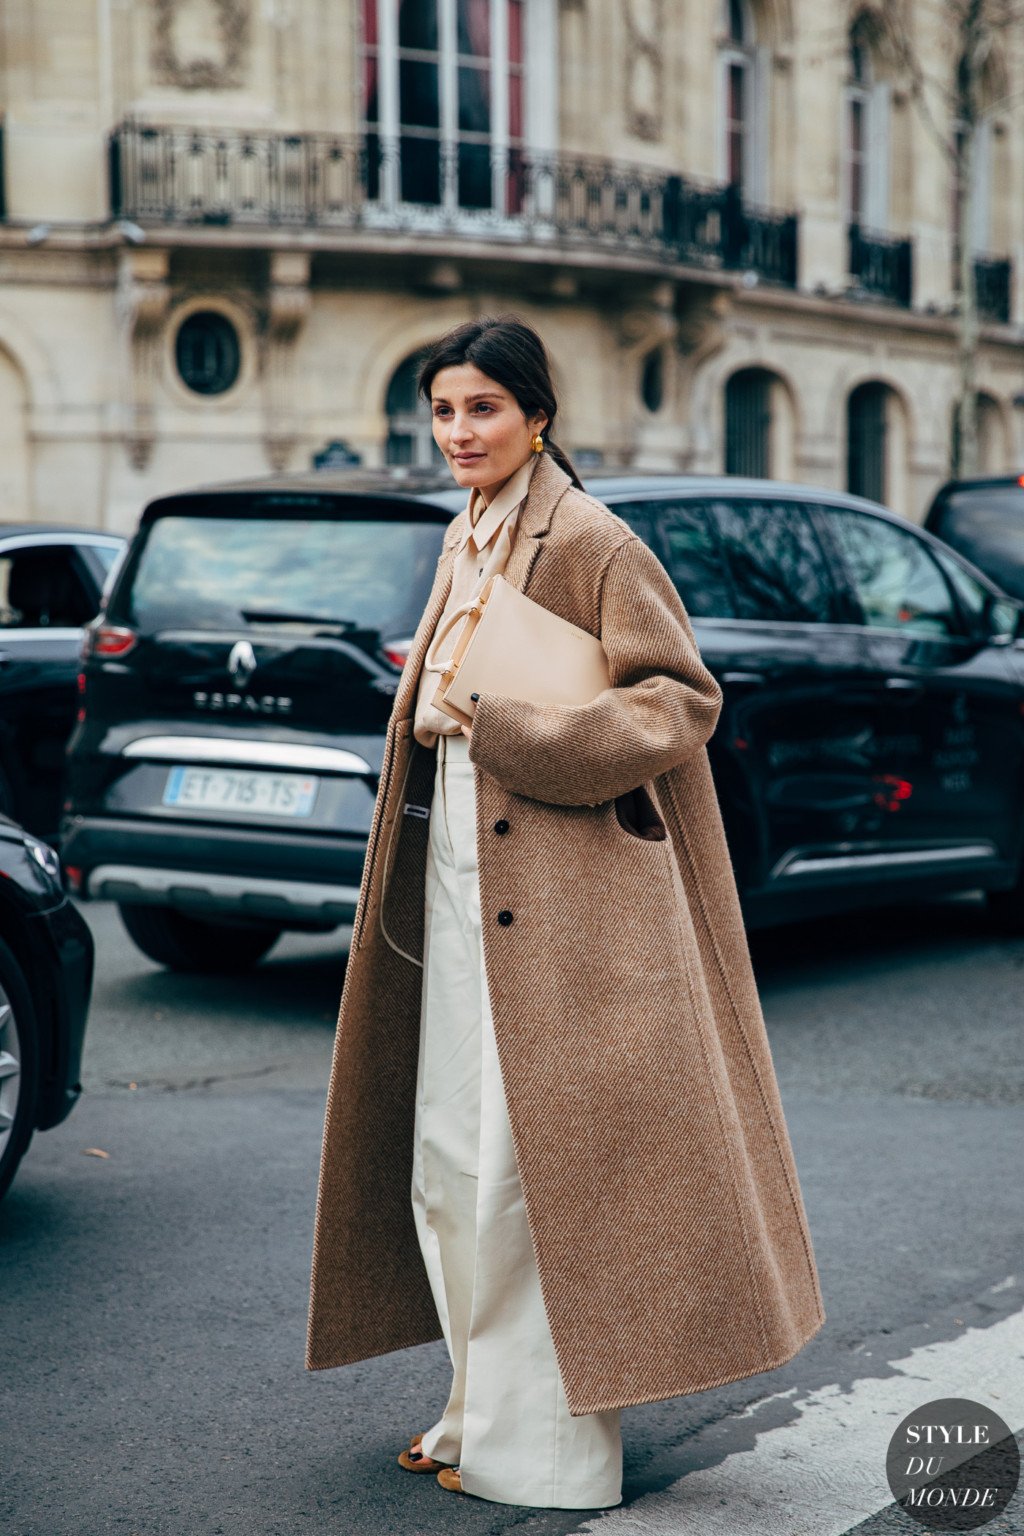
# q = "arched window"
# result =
<box><xmin>725</xmin><ymin>367</ymin><xmax>773</xmax><ymax>478</ymax></box>
<box><xmin>385</xmin><ymin>351</ymin><xmax>445</xmax><ymax>466</ymax></box>
<box><xmin>844</xmin><ymin>28</ymin><xmax>890</xmax><ymax>232</ymax></box>
<box><xmin>847</xmin><ymin>382</ymin><xmax>890</xmax><ymax>503</ymax></box>
<box><xmin>640</xmin><ymin>347</ymin><xmax>664</xmax><ymax>414</ymax></box>
<box><xmin>360</xmin><ymin>0</ymin><xmax>534</xmax><ymax>213</ymax></box>
<box><xmin>719</xmin><ymin>0</ymin><xmax>766</xmax><ymax>200</ymax></box>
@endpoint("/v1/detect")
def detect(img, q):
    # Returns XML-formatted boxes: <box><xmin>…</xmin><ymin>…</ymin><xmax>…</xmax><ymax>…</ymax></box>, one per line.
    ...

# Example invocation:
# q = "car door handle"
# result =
<box><xmin>721</xmin><ymin>671</ymin><xmax>765</xmax><ymax>687</ymax></box>
<box><xmin>884</xmin><ymin>677</ymin><xmax>923</xmax><ymax>695</ymax></box>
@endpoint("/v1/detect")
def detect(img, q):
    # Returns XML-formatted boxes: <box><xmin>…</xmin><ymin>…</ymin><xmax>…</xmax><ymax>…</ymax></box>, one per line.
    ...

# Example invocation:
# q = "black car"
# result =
<box><xmin>0</xmin><ymin>525</ymin><xmax>126</xmax><ymax>840</ymax></box>
<box><xmin>0</xmin><ymin>816</ymin><xmax>94</xmax><ymax>1201</ymax></box>
<box><xmin>60</xmin><ymin>471</ymin><xmax>1024</xmax><ymax>971</ymax></box>
<box><xmin>924</xmin><ymin>475</ymin><xmax>1024</xmax><ymax>602</ymax></box>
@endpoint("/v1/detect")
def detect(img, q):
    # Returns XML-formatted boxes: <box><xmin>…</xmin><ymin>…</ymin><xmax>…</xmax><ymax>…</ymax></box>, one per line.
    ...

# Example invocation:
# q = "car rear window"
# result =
<box><xmin>929</xmin><ymin>486</ymin><xmax>1024</xmax><ymax>573</ymax></box>
<box><xmin>117</xmin><ymin>511</ymin><xmax>446</xmax><ymax>637</ymax></box>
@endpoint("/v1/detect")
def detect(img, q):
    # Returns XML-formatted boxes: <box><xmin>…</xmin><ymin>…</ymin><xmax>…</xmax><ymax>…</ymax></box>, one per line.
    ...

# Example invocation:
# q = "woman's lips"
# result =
<box><xmin>453</xmin><ymin>453</ymin><xmax>484</xmax><ymax>464</ymax></box>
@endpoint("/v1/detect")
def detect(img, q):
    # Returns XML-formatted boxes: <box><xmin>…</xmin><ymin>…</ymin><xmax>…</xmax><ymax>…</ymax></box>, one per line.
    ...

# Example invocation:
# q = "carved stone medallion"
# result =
<box><xmin>151</xmin><ymin>0</ymin><xmax>251</xmax><ymax>91</ymax></box>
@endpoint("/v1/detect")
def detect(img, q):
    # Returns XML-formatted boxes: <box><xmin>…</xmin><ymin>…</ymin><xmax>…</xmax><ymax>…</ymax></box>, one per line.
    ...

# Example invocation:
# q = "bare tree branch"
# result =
<box><xmin>863</xmin><ymin>0</ymin><xmax>1024</xmax><ymax>476</ymax></box>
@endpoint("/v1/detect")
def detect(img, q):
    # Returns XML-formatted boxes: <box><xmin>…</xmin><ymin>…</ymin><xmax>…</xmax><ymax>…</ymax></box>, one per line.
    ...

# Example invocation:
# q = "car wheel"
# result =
<box><xmin>0</xmin><ymin>937</ymin><xmax>40</xmax><ymax>1203</ymax></box>
<box><xmin>117</xmin><ymin>903</ymin><xmax>282</xmax><ymax>973</ymax></box>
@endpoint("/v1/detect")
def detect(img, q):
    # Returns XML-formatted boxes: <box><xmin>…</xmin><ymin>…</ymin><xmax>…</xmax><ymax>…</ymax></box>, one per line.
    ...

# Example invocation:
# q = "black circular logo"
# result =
<box><xmin>886</xmin><ymin>1397</ymin><xmax>1020</xmax><ymax>1529</ymax></box>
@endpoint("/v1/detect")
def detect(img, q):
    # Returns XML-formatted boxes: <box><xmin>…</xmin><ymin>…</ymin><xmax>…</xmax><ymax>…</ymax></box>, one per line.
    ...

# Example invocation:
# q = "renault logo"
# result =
<box><xmin>227</xmin><ymin>640</ymin><xmax>257</xmax><ymax>687</ymax></box>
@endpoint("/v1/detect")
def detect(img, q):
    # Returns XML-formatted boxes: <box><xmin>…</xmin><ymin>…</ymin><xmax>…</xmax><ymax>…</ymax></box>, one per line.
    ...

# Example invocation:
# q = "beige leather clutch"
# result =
<box><xmin>428</xmin><ymin>574</ymin><xmax>611</xmax><ymax>728</ymax></box>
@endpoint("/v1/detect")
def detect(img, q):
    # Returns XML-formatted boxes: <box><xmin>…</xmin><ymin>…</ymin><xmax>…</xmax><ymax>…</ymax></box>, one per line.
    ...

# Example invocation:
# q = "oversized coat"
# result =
<box><xmin>306</xmin><ymin>451</ymin><xmax>826</xmax><ymax>1415</ymax></box>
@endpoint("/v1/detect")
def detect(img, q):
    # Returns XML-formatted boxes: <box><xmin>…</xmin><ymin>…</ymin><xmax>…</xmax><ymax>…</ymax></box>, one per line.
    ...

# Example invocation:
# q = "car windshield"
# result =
<box><xmin>119</xmin><ymin>512</ymin><xmax>446</xmax><ymax>636</ymax></box>
<box><xmin>931</xmin><ymin>486</ymin><xmax>1024</xmax><ymax>598</ymax></box>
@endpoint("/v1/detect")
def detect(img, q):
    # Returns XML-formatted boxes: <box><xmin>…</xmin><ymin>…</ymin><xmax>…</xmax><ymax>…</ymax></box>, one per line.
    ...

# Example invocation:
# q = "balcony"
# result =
<box><xmin>848</xmin><ymin>223</ymin><xmax>913</xmax><ymax>307</ymax></box>
<box><xmin>973</xmin><ymin>256</ymin><xmax>1012</xmax><ymax>325</ymax></box>
<box><xmin>109</xmin><ymin>120</ymin><xmax>799</xmax><ymax>288</ymax></box>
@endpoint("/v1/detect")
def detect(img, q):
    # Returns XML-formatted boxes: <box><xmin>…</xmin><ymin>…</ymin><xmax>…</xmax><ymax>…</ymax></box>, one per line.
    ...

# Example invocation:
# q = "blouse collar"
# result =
<box><xmin>457</xmin><ymin>454</ymin><xmax>538</xmax><ymax>554</ymax></box>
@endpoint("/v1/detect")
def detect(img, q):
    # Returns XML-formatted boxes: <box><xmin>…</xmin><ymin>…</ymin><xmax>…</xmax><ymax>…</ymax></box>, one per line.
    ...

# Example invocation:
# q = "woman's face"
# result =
<box><xmin>430</xmin><ymin>363</ymin><xmax>548</xmax><ymax>504</ymax></box>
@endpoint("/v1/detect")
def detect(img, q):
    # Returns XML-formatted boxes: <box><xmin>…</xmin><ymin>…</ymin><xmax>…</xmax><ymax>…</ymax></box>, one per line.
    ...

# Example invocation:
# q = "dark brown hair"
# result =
<box><xmin>416</xmin><ymin>313</ymin><xmax>584</xmax><ymax>489</ymax></box>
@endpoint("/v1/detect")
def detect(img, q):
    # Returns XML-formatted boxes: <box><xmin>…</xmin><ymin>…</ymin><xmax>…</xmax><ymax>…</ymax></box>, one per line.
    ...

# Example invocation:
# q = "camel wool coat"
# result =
<box><xmin>306</xmin><ymin>451</ymin><xmax>826</xmax><ymax>1414</ymax></box>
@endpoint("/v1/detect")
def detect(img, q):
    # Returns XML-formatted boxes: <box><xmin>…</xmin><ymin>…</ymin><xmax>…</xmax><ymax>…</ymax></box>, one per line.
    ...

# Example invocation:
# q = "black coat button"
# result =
<box><xmin>494</xmin><ymin>819</ymin><xmax>509</xmax><ymax>834</ymax></box>
<box><xmin>497</xmin><ymin>909</ymin><xmax>514</xmax><ymax>926</ymax></box>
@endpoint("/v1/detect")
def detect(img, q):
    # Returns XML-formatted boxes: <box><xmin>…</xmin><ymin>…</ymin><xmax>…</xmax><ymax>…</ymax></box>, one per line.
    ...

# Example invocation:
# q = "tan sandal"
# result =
<box><xmin>397</xmin><ymin>1431</ymin><xmax>453</xmax><ymax>1473</ymax></box>
<box><xmin>436</xmin><ymin>1465</ymin><xmax>463</xmax><ymax>1492</ymax></box>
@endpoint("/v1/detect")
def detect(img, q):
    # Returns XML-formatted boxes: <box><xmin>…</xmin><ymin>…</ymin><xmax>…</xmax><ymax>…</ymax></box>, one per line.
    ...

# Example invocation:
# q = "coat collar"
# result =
<box><xmin>390</xmin><ymin>451</ymin><xmax>573</xmax><ymax>724</ymax></box>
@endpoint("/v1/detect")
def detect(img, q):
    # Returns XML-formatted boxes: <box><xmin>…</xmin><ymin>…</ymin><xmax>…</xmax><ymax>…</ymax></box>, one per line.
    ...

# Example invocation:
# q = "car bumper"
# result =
<box><xmin>61</xmin><ymin>816</ymin><xmax>367</xmax><ymax>928</ymax></box>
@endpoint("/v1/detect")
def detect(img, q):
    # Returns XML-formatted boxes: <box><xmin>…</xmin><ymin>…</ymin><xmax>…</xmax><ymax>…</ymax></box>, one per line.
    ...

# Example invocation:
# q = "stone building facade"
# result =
<box><xmin>0</xmin><ymin>0</ymin><xmax>1022</xmax><ymax>531</ymax></box>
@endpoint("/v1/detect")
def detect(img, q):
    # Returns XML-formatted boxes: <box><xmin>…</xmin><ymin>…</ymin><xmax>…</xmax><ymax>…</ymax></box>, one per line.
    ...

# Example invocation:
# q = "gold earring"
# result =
<box><xmin>532</xmin><ymin>432</ymin><xmax>544</xmax><ymax>453</ymax></box>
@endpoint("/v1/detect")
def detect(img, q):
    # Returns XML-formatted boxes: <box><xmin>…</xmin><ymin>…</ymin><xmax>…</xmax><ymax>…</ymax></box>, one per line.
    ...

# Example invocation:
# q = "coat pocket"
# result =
<box><xmin>613</xmin><ymin>782</ymin><xmax>668</xmax><ymax>842</ymax></box>
<box><xmin>378</xmin><ymin>740</ymin><xmax>437</xmax><ymax>965</ymax></box>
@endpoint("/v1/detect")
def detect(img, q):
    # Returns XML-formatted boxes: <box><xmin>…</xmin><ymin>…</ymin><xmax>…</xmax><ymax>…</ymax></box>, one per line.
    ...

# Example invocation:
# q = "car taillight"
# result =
<box><xmin>76</xmin><ymin>670</ymin><xmax>86</xmax><ymax>724</ymax></box>
<box><xmin>381</xmin><ymin>638</ymin><xmax>413</xmax><ymax>669</ymax></box>
<box><xmin>90</xmin><ymin>624</ymin><xmax>138</xmax><ymax>657</ymax></box>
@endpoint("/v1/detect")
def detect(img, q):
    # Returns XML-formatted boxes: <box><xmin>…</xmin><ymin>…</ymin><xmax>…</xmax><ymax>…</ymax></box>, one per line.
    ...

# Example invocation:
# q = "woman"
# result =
<box><xmin>306</xmin><ymin>315</ymin><xmax>826</xmax><ymax>1510</ymax></box>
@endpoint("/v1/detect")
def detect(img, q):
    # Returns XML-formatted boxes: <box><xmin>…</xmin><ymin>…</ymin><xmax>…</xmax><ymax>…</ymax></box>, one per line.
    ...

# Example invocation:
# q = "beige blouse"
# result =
<box><xmin>413</xmin><ymin>453</ymin><xmax>539</xmax><ymax>749</ymax></box>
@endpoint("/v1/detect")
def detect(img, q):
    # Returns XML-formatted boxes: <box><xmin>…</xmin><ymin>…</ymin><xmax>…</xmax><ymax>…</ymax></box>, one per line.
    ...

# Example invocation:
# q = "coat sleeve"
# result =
<box><xmin>466</xmin><ymin>533</ymin><xmax>724</xmax><ymax>806</ymax></box>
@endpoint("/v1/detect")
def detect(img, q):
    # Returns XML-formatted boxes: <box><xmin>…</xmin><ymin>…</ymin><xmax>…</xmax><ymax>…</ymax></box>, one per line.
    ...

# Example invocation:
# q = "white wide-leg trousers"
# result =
<box><xmin>410</xmin><ymin>729</ymin><xmax>623</xmax><ymax>1510</ymax></box>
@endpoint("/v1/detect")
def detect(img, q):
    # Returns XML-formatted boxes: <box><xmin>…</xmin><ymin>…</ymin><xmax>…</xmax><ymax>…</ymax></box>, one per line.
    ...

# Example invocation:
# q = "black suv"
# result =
<box><xmin>0</xmin><ymin>525</ymin><xmax>125</xmax><ymax>839</ymax></box>
<box><xmin>61</xmin><ymin>471</ymin><xmax>1024</xmax><ymax>971</ymax></box>
<box><xmin>0</xmin><ymin>813</ymin><xmax>94</xmax><ymax>1201</ymax></box>
<box><xmin>924</xmin><ymin>475</ymin><xmax>1024</xmax><ymax>602</ymax></box>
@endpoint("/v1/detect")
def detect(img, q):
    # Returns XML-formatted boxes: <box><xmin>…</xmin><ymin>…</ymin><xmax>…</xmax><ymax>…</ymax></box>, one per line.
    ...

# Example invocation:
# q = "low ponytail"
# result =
<box><xmin>540</xmin><ymin>436</ymin><xmax>585</xmax><ymax>490</ymax></box>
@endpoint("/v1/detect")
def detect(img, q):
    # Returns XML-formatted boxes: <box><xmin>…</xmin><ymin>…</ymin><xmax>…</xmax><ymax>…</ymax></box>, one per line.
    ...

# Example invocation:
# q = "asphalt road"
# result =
<box><xmin>3</xmin><ymin>894</ymin><xmax>1023</xmax><ymax>1536</ymax></box>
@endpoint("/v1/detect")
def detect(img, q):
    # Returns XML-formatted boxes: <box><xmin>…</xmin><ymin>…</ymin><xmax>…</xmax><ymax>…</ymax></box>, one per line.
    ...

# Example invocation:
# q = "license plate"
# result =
<box><xmin>162</xmin><ymin>766</ymin><xmax>318</xmax><ymax>818</ymax></box>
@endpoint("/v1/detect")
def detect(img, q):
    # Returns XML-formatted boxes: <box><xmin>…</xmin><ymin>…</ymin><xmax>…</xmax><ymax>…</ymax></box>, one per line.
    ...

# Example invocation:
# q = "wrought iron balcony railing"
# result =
<box><xmin>109</xmin><ymin>121</ymin><xmax>799</xmax><ymax>288</ymax></box>
<box><xmin>848</xmin><ymin>223</ymin><xmax>913</xmax><ymax>307</ymax></box>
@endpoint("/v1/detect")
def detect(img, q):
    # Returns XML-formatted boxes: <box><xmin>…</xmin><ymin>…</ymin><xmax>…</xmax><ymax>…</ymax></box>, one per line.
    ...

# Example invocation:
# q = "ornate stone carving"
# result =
<box><xmin>617</xmin><ymin>280</ymin><xmax>678</xmax><ymax>352</ymax></box>
<box><xmin>117</xmin><ymin>249</ymin><xmax>171</xmax><ymax>471</ymax></box>
<box><xmin>151</xmin><ymin>0</ymin><xmax>251</xmax><ymax>91</ymax></box>
<box><xmin>261</xmin><ymin>252</ymin><xmax>311</xmax><ymax>471</ymax></box>
<box><xmin>624</xmin><ymin>0</ymin><xmax>663</xmax><ymax>142</ymax></box>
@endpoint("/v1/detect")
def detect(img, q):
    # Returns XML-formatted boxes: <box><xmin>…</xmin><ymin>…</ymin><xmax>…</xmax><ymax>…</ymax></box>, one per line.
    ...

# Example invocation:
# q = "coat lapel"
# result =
<box><xmin>499</xmin><ymin>449</ymin><xmax>568</xmax><ymax>590</ymax></box>
<box><xmin>391</xmin><ymin>452</ymin><xmax>573</xmax><ymax>723</ymax></box>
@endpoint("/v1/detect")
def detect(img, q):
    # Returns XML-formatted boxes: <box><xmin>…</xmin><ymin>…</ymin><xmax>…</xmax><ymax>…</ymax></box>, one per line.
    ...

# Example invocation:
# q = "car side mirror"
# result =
<box><xmin>982</xmin><ymin>592</ymin><xmax>1022</xmax><ymax>645</ymax></box>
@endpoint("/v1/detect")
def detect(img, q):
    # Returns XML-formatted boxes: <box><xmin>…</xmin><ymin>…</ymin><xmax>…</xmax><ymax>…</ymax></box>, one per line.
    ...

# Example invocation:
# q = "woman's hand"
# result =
<box><xmin>460</xmin><ymin>722</ymin><xmax>472</xmax><ymax>739</ymax></box>
<box><xmin>464</xmin><ymin>536</ymin><xmax>722</xmax><ymax>805</ymax></box>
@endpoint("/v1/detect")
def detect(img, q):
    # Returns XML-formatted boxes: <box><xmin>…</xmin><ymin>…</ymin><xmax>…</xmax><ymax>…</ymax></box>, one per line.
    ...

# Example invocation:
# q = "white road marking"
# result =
<box><xmin>575</xmin><ymin>1296</ymin><xmax>1024</xmax><ymax>1536</ymax></box>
